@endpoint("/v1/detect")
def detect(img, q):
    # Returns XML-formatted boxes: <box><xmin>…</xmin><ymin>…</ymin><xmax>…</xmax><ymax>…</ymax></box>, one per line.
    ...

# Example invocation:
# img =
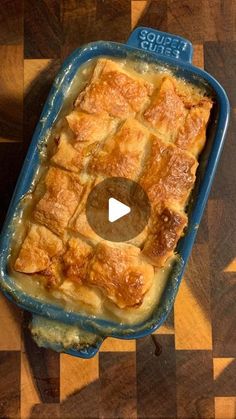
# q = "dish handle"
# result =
<box><xmin>127</xmin><ymin>26</ymin><xmax>193</xmax><ymax>64</ymax></box>
<box><xmin>29</xmin><ymin>314</ymin><xmax>104</xmax><ymax>359</ymax></box>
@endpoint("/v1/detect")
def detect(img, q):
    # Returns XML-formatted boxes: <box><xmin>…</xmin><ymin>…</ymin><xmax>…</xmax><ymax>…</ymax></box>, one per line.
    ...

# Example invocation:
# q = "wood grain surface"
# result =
<box><xmin>0</xmin><ymin>1</ymin><xmax>235</xmax><ymax>418</ymax></box>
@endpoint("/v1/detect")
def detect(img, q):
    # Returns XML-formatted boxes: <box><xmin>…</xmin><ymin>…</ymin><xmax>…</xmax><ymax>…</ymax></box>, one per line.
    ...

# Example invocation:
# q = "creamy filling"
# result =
<box><xmin>9</xmin><ymin>56</ymin><xmax>206</xmax><ymax>325</ymax></box>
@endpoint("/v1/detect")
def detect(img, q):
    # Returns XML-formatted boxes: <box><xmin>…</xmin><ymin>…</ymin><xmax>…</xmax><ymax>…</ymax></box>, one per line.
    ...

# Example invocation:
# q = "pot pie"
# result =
<box><xmin>11</xmin><ymin>57</ymin><xmax>213</xmax><ymax>324</ymax></box>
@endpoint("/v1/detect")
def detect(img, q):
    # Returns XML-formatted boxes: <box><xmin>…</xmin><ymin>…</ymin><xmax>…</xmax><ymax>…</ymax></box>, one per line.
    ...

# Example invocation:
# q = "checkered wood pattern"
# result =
<box><xmin>0</xmin><ymin>1</ymin><xmax>235</xmax><ymax>418</ymax></box>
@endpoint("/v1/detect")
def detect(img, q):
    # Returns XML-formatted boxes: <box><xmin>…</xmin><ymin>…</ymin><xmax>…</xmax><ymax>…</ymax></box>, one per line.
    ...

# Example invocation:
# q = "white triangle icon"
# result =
<box><xmin>108</xmin><ymin>197</ymin><xmax>131</xmax><ymax>223</ymax></box>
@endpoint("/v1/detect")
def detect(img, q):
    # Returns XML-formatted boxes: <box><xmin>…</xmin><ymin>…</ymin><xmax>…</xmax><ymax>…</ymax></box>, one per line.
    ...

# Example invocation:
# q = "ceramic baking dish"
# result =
<box><xmin>0</xmin><ymin>27</ymin><xmax>229</xmax><ymax>358</ymax></box>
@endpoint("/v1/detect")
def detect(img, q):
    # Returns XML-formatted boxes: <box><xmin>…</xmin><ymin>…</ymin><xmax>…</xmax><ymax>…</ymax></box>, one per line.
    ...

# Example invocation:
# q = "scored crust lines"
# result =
<box><xmin>13</xmin><ymin>57</ymin><xmax>213</xmax><ymax>320</ymax></box>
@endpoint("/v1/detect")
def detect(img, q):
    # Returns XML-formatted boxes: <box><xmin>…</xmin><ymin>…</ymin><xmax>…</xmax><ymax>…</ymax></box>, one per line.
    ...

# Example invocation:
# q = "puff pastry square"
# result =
<box><xmin>52</xmin><ymin>112</ymin><xmax>117</xmax><ymax>173</ymax></box>
<box><xmin>62</xmin><ymin>237</ymin><xmax>93</xmax><ymax>284</ymax></box>
<box><xmin>140</xmin><ymin>135</ymin><xmax>198</xmax><ymax>208</ymax></box>
<box><xmin>175</xmin><ymin>99</ymin><xmax>213</xmax><ymax>156</ymax></box>
<box><xmin>88</xmin><ymin>241</ymin><xmax>154</xmax><ymax>308</ymax></box>
<box><xmin>76</xmin><ymin>58</ymin><xmax>154</xmax><ymax>118</ymax></box>
<box><xmin>89</xmin><ymin>119</ymin><xmax>150</xmax><ymax>180</ymax></box>
<box><xmin>33</xmin><ymin>167</ymin><xmax>84</xmax><ymax>236</ymax></box>
<box><xmin>66</xmin><ymin>110</ymin><xmax>116</xmax><ymax>145</ymax></box>
<box><xmin>14</xmin><ymin>224</ymin><xmax>64</xmax><ymax>273</ymax></box>
<box><xmin>142</xmin><ymin>207</ymin><xmax>187</xmax><ymax>267</ymax></box>
<box><xmin>51</xmin><ymin>134</ymin><xmax>85</xmax><ymax>173</ymax></box>
<box><xmin>143</xmin><ymin>76</ymin><xmax>187</xmax><ymax>140</ymax></box>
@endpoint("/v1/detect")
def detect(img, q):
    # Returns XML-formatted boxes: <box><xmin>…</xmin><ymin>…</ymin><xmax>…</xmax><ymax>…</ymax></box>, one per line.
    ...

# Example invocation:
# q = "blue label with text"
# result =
<box><xmin>138</xmin><ymin>29</ymin><xmax>188</xmax><ymax>59</ymax></box>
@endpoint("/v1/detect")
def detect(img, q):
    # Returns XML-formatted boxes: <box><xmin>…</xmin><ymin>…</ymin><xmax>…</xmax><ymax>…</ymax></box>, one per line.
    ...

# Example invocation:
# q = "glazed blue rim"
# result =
<box><xmin>0</xmin><ymin>27</ymin><xmax>230</xmax><ymax>357</ymax></box>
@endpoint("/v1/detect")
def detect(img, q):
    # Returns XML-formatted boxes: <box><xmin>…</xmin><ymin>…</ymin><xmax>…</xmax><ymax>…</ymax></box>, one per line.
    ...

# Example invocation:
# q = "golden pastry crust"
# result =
<box><xmin>62</xmin><ymin>238</ymin><xmax>93</xmax><ymax>284</ymax></box>
<box><xmin>51</xmin><ymin>134</ymin><xmax>85</xmax><ymax>172</ymax></box>
<box><xmin>13</xmin><ymin>57</ymin><xmax>213</xmax><ymax>321</ymax></box>
<box><xmin>175</xmin><ymin>99</ymin><xmax>213</xmax><ymax>156</ymax></box>
<box><xmin>33</xmin><ymin>167</ymin><xmax>84</xmax><ymax>236</ymax></box>
<box><xmin>87</xmin><ymin>241</ymin><xmax>154</xmax><ymax>308</ymax></box>
<box><xmin>88</xmin><ymin>119</ymin><xmax>150</xmax><ymax>179</ymax></box>
<box><xmin>52</xmin><ymin>112</ymin><xmax>116</xmax><ymax>173</ymax></box>
<box><xmin>14</xmin><ymin>224</ymin><xmax>64</xmax><ymax>273</ymax></box>
<box><xmin>66</xmin><ymin>110</ymin><xmax>115</xmax><ymax>145</ymax></box>
<box><xmin>140</xmin><ymin>135</ymin><xmax>198</xmax><ymax>208</ymax></box>
<box><xmin>142</xmin><ymin>207</ymin><xmax>187</xmax><ymax>267</ymax></box>
<box><xmin>174</xmin><ymin>80</ymin><xmax>211</xmax><ymax>109</ymax></box>
<box><xmin>76</xmin><ymin>58</ymin><xmax>154</xmax><ymax>118</ymax></box>
<box><xmin>51</xmin><ymin>133</ymin><xmax>102</xmax><ymax>173</ymax></box>
<box><xmin>143</xmin><ymin>76</ymin><xmax>187</xmax><ymax>139</ymax></box>
<box><xmin>39</xmin><ymin>260</ymin><xmax>64</xmax><ymax>289</ymax></box>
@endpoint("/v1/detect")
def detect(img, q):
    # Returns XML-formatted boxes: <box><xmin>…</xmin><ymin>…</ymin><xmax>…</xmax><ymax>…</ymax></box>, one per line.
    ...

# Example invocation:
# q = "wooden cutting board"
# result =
<box><xmin>0</xmin><ymin>1</ymin><xmax>235</xmax><ymax>418</ymax></box>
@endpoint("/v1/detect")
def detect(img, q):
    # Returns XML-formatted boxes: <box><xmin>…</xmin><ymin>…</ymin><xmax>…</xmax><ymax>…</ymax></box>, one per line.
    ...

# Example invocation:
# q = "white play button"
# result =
<box><xmin>86</xmin><ymin>177</ymin><xmax>151</xmax><ymax>242</ymax></box>
<box><xmin>108</xmin><ymin>197</ymin><xmax>131</xmax><ymax>223</ymax></box>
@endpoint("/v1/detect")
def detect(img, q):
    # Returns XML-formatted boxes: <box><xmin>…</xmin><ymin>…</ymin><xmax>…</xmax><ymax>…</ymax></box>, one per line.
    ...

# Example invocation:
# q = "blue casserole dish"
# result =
<box><xmin>0</xmin><ymin>27</ymin><xmax>229</xmax><ymax>358</ymax></box>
